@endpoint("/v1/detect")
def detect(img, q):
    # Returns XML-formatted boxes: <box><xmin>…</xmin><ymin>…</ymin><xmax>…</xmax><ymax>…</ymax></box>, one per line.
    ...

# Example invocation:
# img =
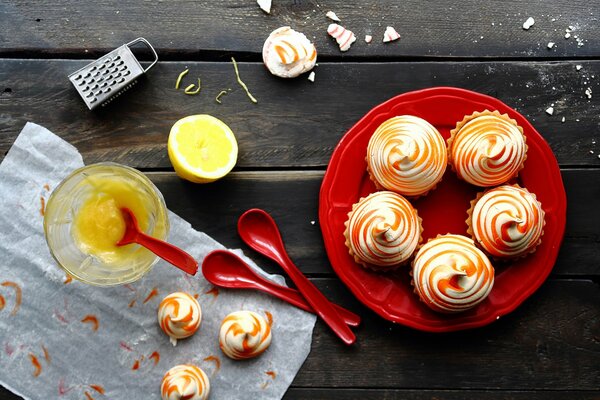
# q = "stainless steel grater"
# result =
<box><xmin>68</xmin><ymin>38</ymin><xmax>158</xmax><ymax>110</ymax></box>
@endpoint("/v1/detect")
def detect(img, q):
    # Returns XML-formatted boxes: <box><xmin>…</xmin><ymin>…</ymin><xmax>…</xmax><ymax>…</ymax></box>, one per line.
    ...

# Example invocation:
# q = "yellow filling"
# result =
<box><xmin>72</xmin><ymin>176</ymin><xmax>151</xmax><ymax>264</ymax></box>
<box><xmin>175</xmin><ymin>121</ymin><xmax>234</xmax><ymax>173</ymax></box>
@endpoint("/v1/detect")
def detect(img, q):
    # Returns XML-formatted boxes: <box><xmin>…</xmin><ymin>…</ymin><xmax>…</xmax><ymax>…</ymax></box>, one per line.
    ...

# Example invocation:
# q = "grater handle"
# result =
<box><xmin>126</xmin><ymin>37</ymin><xmax>159</xmax><ymax>73</ymax></box>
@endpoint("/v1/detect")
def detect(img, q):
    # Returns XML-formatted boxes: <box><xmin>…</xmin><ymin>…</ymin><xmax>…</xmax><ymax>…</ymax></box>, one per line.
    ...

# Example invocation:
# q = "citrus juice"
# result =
<box><xmin>72</xmin><ymin>175</ymin><xmax>152</xmax><ymax>265</ymax></box>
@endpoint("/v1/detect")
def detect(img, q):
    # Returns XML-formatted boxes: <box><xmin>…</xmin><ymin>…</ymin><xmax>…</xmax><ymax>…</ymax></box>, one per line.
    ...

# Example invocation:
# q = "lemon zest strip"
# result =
<box><xmin>231</xmin><ymin>57</ymin><xmax>257</xmax><ymax>104</ymax></box>
<box><xmin>175</xmin><ymin>68</ymin><xmax>189</xmax><ymax>90</ymax></box>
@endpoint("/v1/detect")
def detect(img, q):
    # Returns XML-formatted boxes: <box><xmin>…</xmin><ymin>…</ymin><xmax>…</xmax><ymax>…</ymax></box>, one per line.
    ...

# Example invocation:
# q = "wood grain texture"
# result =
<box><xmin>1</xmin><ymin>60</ymin><xmax>599</xmax><ymax>168</ymax></box>
<box><xmin>0</xmin><ymin>0</ymin><xmax>599</xmax><ymax>59</ymax></box>
<box><xmin>0</xmin><ymin>278</ymin><xmax>597</xmax><ymax>400</ymax></box>
<box><xmin>146</xmin><ymin>170</ymin><xmax>599</xmax><ymax>276</ymax></box>
<box><xmin>284</xmin><ymin>389</ymin><xmax>600</xmax><ymax>400</ymax></box>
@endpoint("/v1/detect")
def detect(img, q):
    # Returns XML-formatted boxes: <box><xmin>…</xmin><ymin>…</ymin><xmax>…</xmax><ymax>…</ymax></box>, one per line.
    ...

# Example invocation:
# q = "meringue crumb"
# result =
<box><xmin>591</xmin><ymin>150</ymin><xmax>595</xmax><ymax>154</ymax></box>
<box><xmin>256</xmin><ymin>0</ymin><xmax>271</xmax><ymax>14</ymax></box>
<box><xmin>308</xmin><ymin>71</ymin><xmax>315</xmax><ymax>82</ymax></box>
<box><xmin>545</xmin><ymin>107</ymin><xmax>554</xmax><ymax>115</ymax></box>
<box><xmin>383</xmin><ymin>26</ymin><xmax>401</xmax><ymax>43</ymax></box>
<box><xmin>326</xmin><ymin>11</ymin><xmax>341</xmax><ymax>22</ymax></box>
<box><xmin>310</xmin><ymin>220</ymin><xmax>316</xmax><ymax>225</ymax></box>
<box><xmin>561</xmin><ymin>117</ymin><xmax>566</xmax><ymax>123</ymax></box>
<box><xmin>547</xmin><ymin>42</ymin><xmax>555</xmax><ymax>49</ymax></box>
<box><xmin>585</xmin><ymin>87</ymin><xmax>592</xmax><ymax>99</ymax></box>
<box><xmin>365</xmin><ymin>35</ymin><xmax>372</xmax><ymax>43</ymax></box>
<box><xmin>522</xmin><ymin>17</ymin><xmax>535</xmax><ymax>30</ymax></box>
<box><xmin>576</xmin><ymin>65</ymin><xmax>582</xmax><ymax>70</ymax></box>
<box><xmin>598</xmin><ymin>154</ymin><xmax>600</xmax><ymax>159</ymax></box>
<box><xmin>565</xmin><ymin>32</ymin><xmax>571</xmax><ymax>39</ymax></box>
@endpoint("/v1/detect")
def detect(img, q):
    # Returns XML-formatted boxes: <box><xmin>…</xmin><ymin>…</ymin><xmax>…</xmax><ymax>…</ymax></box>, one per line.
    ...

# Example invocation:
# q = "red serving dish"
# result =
<box><xmin>319</xmin><ymin>87</ymin><xmax>567</xmax><ymax>332</ymax></box>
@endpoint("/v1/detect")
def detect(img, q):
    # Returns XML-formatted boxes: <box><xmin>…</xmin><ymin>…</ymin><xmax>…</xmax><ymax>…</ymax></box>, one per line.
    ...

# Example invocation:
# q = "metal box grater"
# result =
<box><xmin>68</xmin><ymin>38</ymin><xmax>158</xmax><ymax>110</ymax></box>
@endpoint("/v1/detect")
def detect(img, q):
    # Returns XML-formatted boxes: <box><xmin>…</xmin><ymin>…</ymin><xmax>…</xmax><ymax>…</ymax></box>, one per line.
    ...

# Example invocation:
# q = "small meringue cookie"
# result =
<box><xmin>160</xmin><ymin>364</ymin><xmax>210</xmax><ymax>400</ymax></box>
<box><xmin>262</xmin><ymin>26</ymin><xmax>317</xmax><ymax>78</ymax></box>
<box><xmin>219</xmin><ymin>311</ymin><xmax>272</xmax><ymax>360</ymax></box>
<box><xmin>157</xmin><ymin>292</ymin><xmax>202</xmax><ymax>346</ymax></box>
<box><xmin>383</xmin><ymin>26</ymin><xmax>401</xmax><ymax>43</ymax></box>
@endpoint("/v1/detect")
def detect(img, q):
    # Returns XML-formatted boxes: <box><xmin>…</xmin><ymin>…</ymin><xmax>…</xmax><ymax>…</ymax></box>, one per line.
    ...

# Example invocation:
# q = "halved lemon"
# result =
<box><xmin>168</xmin><ymin>115</ymin><xmax>238</xmax><ymax>183</ymax></box>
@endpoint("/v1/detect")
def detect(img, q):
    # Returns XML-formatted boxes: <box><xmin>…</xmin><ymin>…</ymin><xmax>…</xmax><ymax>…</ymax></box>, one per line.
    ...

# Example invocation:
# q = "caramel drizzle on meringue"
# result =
<box><xmin>160</xmin><ymin>364</ymin><xmax>210</xmax><ymax>400</ymax></box>
<box><xmin>450</xmin><ymin>114</ymin><xmax>526</xmax><ymax>187</ymax></box>
<box><xmin>219</xmin><ymin>311</ymin><xmax>272</xmax><ymax>360</ymax></box>
<box><xmin>367</xmin><ymin>116</ymin><xmax>447</xmax><ymax>197</ymax></box>
<box><xmin>346</xmin><ymin>191</ymin><xmax>421</xmax><ymax>268</ymax></box>
<box><xmin>472</xmin><ymin>185</ymin><xmax>544</xmax><ymax>258</ymax></box>
<box><xmin>412</xmin><ymin>235</ymin><xmax>494</xmax><ymax>313</ymax></box>
<box><xmin>158</xmin><ymin>292</ymin><xmax>202</xmax><ymax>345</ymax></box>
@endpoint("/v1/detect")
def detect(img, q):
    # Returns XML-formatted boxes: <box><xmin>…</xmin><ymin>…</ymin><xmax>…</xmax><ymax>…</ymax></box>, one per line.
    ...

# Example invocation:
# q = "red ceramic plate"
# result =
<box><xmin>319</xmin><ymin>87</ymin><xmax>567</xmax><ymax>332</ymax></box>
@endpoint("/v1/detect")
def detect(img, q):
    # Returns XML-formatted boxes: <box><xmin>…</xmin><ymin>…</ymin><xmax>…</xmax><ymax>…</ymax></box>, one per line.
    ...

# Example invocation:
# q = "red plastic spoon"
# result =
<box><xmin>117</xmin><ymin>207</ymin><xmax>198</xmax><ymax>275</ymax></box>
<box><xmin>202</xmin><ymin>249</ymin><xmax>360</xmax><ymax>327</ymax></box>
<box><xmin>238</xmin><ymin>208</ymin><xmax>356</xmax><ymax>345</ymax></box>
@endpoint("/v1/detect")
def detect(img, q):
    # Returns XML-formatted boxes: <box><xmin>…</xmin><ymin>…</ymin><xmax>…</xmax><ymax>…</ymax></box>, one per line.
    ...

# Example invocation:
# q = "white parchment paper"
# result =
<box><xmin>0</xmin><ymin>123</ymin><xmax>316</xmax><ymax>400</ymax></box>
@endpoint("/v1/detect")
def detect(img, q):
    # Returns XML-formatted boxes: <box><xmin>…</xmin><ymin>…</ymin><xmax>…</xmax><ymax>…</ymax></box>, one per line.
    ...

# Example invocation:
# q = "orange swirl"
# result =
<box><xmin>449</xmin><ymin>110</ymin><xmax>527</xmax><ymax>187</ymax></box>
<box><xmin>367</xmin><ymin>116</ymin><xmax>447</xmax><ymax>197</ymax></box>
<box><xmin>345</xmin><ymin>191</ymin><xmax>421</xmax><ymax>270</ymax></box>
<box><xmin>219</xmin><ymin>311</ymin><xmax>272</xmax><ymax>360</ymax></box>
<box><xmin>470</xmin><ymin>185</ymin><xmax>545</xmax><ymax>258</ymax></box>
<box><xmin>412</xmin><ymin>234</ymin><xmax>494</xmax><ymax>313</ymax></box>
<box><xmin>160</xmin><ymin>364</ymin><xmax>210</xmax><ymax>400</ymax></box>
<box><xmin>158</xmin><ymin>292</ymin><xmax>202</xmax><ymax>346</ymax></box>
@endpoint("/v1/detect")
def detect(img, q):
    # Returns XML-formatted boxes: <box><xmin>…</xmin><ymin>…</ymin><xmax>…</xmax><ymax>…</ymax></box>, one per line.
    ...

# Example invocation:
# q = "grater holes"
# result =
<box><xmin>104</xmin><ymin>87</ymin><xmax>112</xmax><ymax>93</ymax></box>
<box><xmin>116</xmin><ymin>77</ymin><xmax>125</xmax><ymax>83</ymax></box>
<box><xmin>123</xmin><ymin>70</ymin><xmax>131</xmax><ymax>76</ymax></box>
<box><xmin>117</xmin><ymin>60</ymin><xmax>124</xmax><ymax>66</ymax></box>
<box><xmin>119</xmin><ymin>65</ymin><xmax>127</xmax><ymax>71</ymax></box>
<box><xmin>74</xmin><ymin>74</ymin><xmax>82</xmax><ymax>80</ymax></box>
<box><xmin>94</xmin><ymin>90</ymin><xmax>103</xmax><ymax>96</ymax></box>
<box><xmin>89</xmin><ymin>97</ymin><xmax>97</xmax><ymax>103</ymax></box>
<box><xmin>101</xmin><ymin>82</ymin><xmax>108</xmax><ymax>88</ymax></box>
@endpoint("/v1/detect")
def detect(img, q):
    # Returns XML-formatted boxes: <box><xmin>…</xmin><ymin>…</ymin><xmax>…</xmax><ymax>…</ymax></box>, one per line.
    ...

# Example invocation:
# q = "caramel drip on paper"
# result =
<box><xmin>203</xmin><ymin>355</ymin><xmax>221</xmax><ymax>374</ymax></box>
<box><xmin>63</xmin><ymin>275</ymin><xmax>73</xmax><ymax>284</ymax></box>
<box><xmin>143</xmin><ymin>288</ymin><xmax>159</xmax><ymax>304</ymax></box>
<box><xmin>149</xmin><ymin>351</ymin><xmax>160</xmax><ymax>366</ymax></box>
<box><xmin>266</xmin><ymin>370</ymin><xmax>277</xmax><ymax>379</ymax></box>
<box><xmin>40</xmin><ymin>197</ymin><xmax>46</xmax><ymax>216</ymax></box>
<box><xmin>89</xmin><ymin>384</ymin><xmax>105</xmax><ymax>394</ymax></box>
<box><xmin>29</xmin><ymin>353</ymin><xmax>42</xmax><ymax>377</ymax></box>
<box><xmin>41</xmin><ymin>345</ymin><xmax>50</xmax><ymax>364</ymax></box>
<box><xmin>1</xmin><ymin>281</ymin><xmax>22</xmax><ymax>316</ymax></box>
<box><xmin>81</xmin><ymin>315</ymin><xmax>99</xmax><ymax>331</ymax></box>
<box><xmin>205</xmin><ymin>287</ymin><xmax>219</xmax><ymax>298</ymax></box>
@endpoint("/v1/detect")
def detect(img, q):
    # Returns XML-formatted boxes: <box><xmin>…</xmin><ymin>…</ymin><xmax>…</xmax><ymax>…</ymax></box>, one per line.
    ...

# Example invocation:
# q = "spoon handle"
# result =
<box><xmin>277</xmin><ymin>252</ymin><xmax>356</xmax><ymax>345</ymax></box>
<box><xmin>264</xmin><ymin>281</ymin><xmax>361</xmax><ymax>327</ymax></box>
<box><xmin>135</xmin><ymin>232</ymin><xmax>198</xmax><ymax>275</ymax></box>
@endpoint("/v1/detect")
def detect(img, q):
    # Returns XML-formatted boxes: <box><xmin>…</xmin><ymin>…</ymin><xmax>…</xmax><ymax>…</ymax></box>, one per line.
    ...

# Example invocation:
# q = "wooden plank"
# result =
<box><xmin>1</xmin><ymin>60</ymin><xmax>599</xmax><ymax>168</ymax></box>
<box><xmin>0</xmin><ymin>278</ymin><xmax>597</xmax><ymax>399</ymax></box>
<box><xmin>1</xmin><ymin>1</ymin><xmax>599</xmax><ymax>58</ymax></box>
<box><xmin>147</xmin><ymin>170</ymin><xmax>600</xmax><ymax>276</ymax></box>
<box><xmin>284</xmin><ymin>389</ymin><xmax>600</xmax><ymax>400</ymax></box>
<box><xmin>291</xmin><ymin>278</ymin><xmax>600</xmax><ymax>391</ymax></box>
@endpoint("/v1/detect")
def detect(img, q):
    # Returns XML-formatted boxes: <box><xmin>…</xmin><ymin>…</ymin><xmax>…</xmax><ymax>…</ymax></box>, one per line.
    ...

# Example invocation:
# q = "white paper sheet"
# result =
<box><xmin>0</xmin><ymin>122</ymin><xmax>316</xmax><ymax>400</ymax></box>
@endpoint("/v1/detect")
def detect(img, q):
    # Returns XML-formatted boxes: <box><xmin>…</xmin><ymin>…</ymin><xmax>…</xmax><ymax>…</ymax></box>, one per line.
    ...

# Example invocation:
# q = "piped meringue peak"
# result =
<box><xmin>160</xmin><ymin>364</ymin><xmax>210</xmax><ymax>400</ymax></box>
<box><xmin>367</xmin><ymin>115</ymin><xmax>447</xmax><ymax>197</ymax></box>
<box><xmin>262</xmin><ymin>26</ymin><xmax>317</xmax><ymax>78</ymax></box>
<box><xmin>219</xmin><ymin>310</ymin><xmax>272</xmax><ymax>360</ymax></box>
<box><xmin>448</xmin><ymin>110</ymin><xmax>527</xmax><ymax>187</ymax></box>
<box><xmin>412</xmin><ymin>234</ymin><xmax>495</xmax><ymax>313</ymax></box>
<box><xmin>345</xmin><ymin>191</ymin><xmax>422</xmax><ymax>270</ymax></box>
<box><xmin>158</xmin><ymin>292</ymin><xmax>202</xmax><ymax>346</ymax></box>
<box><xmin>469</xmin><ymin>185</ymin><xmax>545</xmax><ymax>258</ymax></box>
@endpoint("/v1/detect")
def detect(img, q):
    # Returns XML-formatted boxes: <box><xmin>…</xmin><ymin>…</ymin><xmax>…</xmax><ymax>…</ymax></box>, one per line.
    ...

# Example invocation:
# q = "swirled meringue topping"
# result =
<box><xmin>470</xmin><ymin>185</ymin><xmax>545</xmax><ymax>258</ymax></box>
<box><xmin>160</xmin><ymin>364</ymin><xmax>210</xmax><ymax>400</ymax></box>
<box><xmin>345</xmin><ymin>191</ymin><xmax>421</xmax><ymax>270</ymax></box>
<box><xmin>262</xmin><ymin>26</ymin><xmax>317</xmax><ymax>78</ymax></box>
<box><xmin>412</xmin><ymin>234</ymin><xmax>494</xmax><ymax>313</ymax></box>
<box><xmin>449</xmin><ymin>111</ymin><xmax>527</xmax><ymax>187</ymax></box>
<box><xmin>219</xmin><ymin>311</ymin><xmax>272</xmax><ymax>360</ymax></box>
<box><xmin>367</xmin><ymin>115</ymin><xmax>447</xmax><ymax>197</ymax></box>
<box><xmin>158</xmin><ymin>292</ymin><xmax>202</xmax><ymax>346</ymax></box>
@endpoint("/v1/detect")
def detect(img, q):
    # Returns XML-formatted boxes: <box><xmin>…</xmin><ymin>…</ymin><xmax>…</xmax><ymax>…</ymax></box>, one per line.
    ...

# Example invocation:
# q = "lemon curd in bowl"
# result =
<box><xmin>44</xmin><ymin>163</ymin><xmax>169</xmax><ymax>286</ymax></box>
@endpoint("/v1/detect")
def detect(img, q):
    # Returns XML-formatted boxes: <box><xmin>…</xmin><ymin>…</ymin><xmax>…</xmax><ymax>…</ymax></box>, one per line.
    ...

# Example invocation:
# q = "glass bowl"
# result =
<box><xmin>44</xmin><ymin>163</ymin><xmax>169</xmax><ymax>286</ymax></box>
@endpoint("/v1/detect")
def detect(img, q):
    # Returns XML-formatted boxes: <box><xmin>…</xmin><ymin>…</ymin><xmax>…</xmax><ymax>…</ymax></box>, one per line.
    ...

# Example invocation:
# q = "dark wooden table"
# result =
<box><xmin>1</xmin><ymin>1</ymin><xmax>599</xmax><ymax>399</ymax></box>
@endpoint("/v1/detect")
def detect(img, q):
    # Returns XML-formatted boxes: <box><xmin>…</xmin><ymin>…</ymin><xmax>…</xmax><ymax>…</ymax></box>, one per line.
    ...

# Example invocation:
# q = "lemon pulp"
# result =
<box><xmin>72</xmin><ymin>175</ymin><xmax>151</xmax><ymax>265</ymax></box>
<box><xmin>168</xmin><ymin>115</ymin><xmax>238</xmax><ymax>183</ymax></box>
